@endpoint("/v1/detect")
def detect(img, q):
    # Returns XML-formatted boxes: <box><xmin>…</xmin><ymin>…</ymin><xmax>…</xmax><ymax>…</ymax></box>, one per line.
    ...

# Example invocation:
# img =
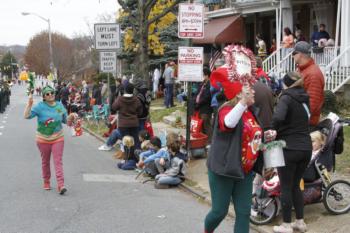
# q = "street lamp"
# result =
<box><xmin>21</xmin><ymin>12</ymin><xmax>54</xmax><ymax>76</ymax></box>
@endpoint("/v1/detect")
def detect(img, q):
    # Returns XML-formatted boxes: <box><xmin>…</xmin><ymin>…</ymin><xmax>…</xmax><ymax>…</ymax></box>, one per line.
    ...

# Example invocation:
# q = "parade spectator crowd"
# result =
<box><xmin>3</xmin><ymin>24</ymin><xmax>331</xmax><ymax>232</ymax></box>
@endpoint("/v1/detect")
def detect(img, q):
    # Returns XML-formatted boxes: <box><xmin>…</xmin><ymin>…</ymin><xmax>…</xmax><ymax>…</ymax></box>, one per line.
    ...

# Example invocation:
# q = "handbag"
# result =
<box><xmin>190</xmin><ymin>111</ymin><xmax>203</xmax><ymax>134</ymax></box>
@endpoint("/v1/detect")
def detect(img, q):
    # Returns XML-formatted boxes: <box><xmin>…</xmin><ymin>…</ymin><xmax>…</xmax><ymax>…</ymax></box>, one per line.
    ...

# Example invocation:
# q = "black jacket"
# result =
<box><xmin>207</xmin><ymin>105</ymin><xmax>264</xmax><ymax>178</ymax></box>
<box><xmin>196</xmin><ymin>80</ymin><xmax>212</xmax><ymax>114</ymax></box>
<box><xmin>272</xmin><ymin>87</ymin><xmax>312</xmax><ymax>151</ymax></box>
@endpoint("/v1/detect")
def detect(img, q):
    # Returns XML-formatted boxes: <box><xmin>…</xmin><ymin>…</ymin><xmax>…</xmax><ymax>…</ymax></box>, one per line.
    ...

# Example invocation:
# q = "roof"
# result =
<box><xmin>193</xmin><ymin>15</ymin><xmax>244</xmax><ymax>44</ymax></box>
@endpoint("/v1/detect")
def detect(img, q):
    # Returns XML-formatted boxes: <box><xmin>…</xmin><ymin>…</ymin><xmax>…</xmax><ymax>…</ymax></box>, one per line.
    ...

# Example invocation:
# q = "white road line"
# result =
<box><xmin>0</xmin><ymin>132</ymin><xmax>2</xmax><ymax>136</ymax></box>
<box><xmin>2</xmin><ymin>121</ymin><xmax>6</xmax><ymax>123</ymax></box>
<box><xmin>83</xmin><ymin>174</ymin><xmax>137</xmax><ymax>183</ymax></box>
<box><xmin>0</xmin><ymin>126</ymin><xmax>4</xmax><ymax>129</ymax></box>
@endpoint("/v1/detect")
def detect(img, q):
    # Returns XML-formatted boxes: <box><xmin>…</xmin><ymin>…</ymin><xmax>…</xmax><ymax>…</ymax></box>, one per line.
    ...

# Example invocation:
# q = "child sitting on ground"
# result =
<box><xmin>136</xmin><ymin>136</ymin><xmax>162</xmax><ymax>168</ymax></box>
<box><xmin>134</xmin><ymin>130</ymin><xmax>152</xmax><ymax>159</ymax></box>
<box><xmin>137</xmin><ymin>132</ymin><xmax>179</xmax><ymax>177</ymax></box>
<box><xmin>117</xmin><ymin>136</ymin><xmax>138</xmax><ymax>170</ymax></box>
<box><xmin>154</xmin><ymin>138</ymin><xmax>187</xmax><ymax>189</ymax></box>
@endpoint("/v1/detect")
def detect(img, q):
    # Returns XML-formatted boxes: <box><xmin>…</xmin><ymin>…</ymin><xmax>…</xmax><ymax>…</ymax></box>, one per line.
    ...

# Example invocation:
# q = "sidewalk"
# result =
<box><xmin>150</xmin><ymin>106</ymin><xmax>350</xmax><ymax>233</ymax></box>
<box><xmin>85</xmin><ymin>104</ymin><xmax>349</xmax><ymax>233</ymax></box>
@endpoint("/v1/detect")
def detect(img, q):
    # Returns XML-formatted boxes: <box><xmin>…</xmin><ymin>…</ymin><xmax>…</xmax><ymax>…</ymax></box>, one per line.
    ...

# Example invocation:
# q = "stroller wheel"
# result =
<box><xmin>250</xmin><ymin>196</ymin><xmax>278</xmax><ymax>225</ymax></box>
<box><xmin>323</xmin><ymin>179</ymin><xmax>350</xmax><ymax>215</ymax></box>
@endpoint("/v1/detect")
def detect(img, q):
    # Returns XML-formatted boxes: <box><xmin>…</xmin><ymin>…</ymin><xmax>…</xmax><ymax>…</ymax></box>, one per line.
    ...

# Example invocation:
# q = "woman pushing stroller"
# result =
<box><xmin>270</xmin><ymin>72</ymin><xmax>312</xmax><ymax>233</ymax></box>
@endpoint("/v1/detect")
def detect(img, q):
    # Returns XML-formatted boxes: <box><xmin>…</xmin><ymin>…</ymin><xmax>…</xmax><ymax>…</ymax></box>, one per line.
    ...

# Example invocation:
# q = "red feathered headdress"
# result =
<box><xmin>210</xmin><ymin>67</ymin><xmax>243</xmax><ymax>100</ymax></box>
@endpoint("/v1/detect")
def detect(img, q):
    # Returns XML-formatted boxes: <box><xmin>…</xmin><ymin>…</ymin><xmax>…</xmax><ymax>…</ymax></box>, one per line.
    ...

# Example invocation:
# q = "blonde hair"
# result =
<box><xmin>122</xmin><ymin>136</ymin><xmax>135</xmax><ymax>148</ymax></box>
<box><xmin>310</xmin><ymin>131</ymin><xmax>326</xmax><ymax>147</ymax></box>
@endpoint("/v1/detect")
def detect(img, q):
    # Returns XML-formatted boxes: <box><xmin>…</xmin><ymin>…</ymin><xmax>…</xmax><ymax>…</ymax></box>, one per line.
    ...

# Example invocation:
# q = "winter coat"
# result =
<box><xmin>272</xmin><ymin>87</ymin><xmax>312</xmax><ymax>151</ymax></box>
<box><xmin>298</xmin><ymin>59</ymin><xmax>325</xmax><ymax>126</ymax></box>
<box><xmin>207</xmin><ymin>105</ymin><xmax>263</xmax><ymax>178</ymax></box>
<box><xmin>196</xmin><ymin>80</ymin><xmax>213</xmax><ymax>114</ymax></box>
<box><xmin>112</xmin><ymin>95</ymin><xmax>143</xmax><ymax>128</ymax></box>
<box><xmin>253</xmin><ymin>82</ymin><xmax>274</xmax><ymax>130</ymax></box>
<box><xmin>164</xmin><ymin>157</ymin><xmax>186</xmax><ymax>178</ymax></box>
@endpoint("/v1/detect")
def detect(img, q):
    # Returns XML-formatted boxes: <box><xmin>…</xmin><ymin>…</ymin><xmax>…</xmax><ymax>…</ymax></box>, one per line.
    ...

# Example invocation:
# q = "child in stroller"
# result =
<box><xmin>251</xmin><ymin>113</ymin><xmax>350</xmax><ymax>226</ymax></box>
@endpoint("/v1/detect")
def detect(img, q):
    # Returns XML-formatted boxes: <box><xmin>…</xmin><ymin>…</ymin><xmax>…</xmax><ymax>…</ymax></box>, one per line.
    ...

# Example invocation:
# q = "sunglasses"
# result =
<box><xmin>292</xmin><ymin>51</ymin><xmax>299</xmax><ymax>56</ymax></box>
<box><xmin>45</xmin><ymin>92</ymin><xmax>54</xmax><ymax>96</ymax></box>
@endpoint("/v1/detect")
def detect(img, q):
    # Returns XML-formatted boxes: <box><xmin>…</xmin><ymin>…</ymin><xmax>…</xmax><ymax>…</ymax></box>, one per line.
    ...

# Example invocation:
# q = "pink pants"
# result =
<box><xmin>36</xmin><ymin>141</ymin><xmax>65</xmax><ymax>187</ymax></box>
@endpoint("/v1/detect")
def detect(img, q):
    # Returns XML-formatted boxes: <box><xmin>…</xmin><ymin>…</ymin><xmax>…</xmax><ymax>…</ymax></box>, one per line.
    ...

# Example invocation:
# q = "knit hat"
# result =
<box><xmin>293</xmin><ymin>41</ymin><xmax>311</xmax><ymax>55</ymax></box>
<box><xmin>42</xmin><ymin>86</ymin><xmax>55</xmax><ymax>96</ymax></box>
<box><xmin>210</xmin><ymin>67</ymin><xmax>243</xmax><ymax>100</ymax></box>
<box><xmin>124</xmin><ymin>83</ymin><xmax>134</xmax><ymax>94</ymax></box>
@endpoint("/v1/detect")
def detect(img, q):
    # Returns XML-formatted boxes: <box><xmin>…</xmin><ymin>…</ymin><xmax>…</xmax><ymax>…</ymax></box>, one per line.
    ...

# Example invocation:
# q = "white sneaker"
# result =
<box><xmin>291</xmin><ymin>219</ymin><xmax>307</xmax><ymax>232</ymax></box>
<box><xmin>273</xmin><ymin>223</ymin><xmax>293</xmax><ymax>233</ymax></box>
<box><xmin>98</xmin><ymin>144</ymin><xmax>112</xmax><ymax>151</ymax></box>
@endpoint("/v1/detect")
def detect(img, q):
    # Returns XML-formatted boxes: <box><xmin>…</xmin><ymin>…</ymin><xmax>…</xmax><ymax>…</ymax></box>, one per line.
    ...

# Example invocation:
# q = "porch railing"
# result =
<box><xmin>311</xmin><ymin>47</ymin><xmax>340</xmax><ymax>67</ymax></box>
<box><xmin>266</xmin><ymin>49</ymin><xmax>296</xmax><ymax>79</ymax></box>
<box><xmin>324</xmin><ymin>46</ymin><xmax>350</xmax><ymax>92</ymax></box>
<box><xmin>262</xmin><ymin>48</ymin><xmax>282</xmax><ymax>74</ymax></box>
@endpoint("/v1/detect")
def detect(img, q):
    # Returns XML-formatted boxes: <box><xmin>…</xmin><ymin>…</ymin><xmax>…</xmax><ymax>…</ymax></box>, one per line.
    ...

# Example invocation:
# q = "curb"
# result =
<box><xmin>83</xmin><ymin>126</ymin><xmax>269</xmax><ymax>233</ymax></box>
<box><xmin>83</xmin><ymin>126</ymin><xmax>107</xmax><ymax>143</ymax></box>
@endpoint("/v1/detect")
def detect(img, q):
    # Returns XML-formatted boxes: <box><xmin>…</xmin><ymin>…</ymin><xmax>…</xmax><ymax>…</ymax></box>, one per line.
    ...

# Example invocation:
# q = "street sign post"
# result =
<box><xmin>94</xmin><ymin>23</ymin><xmax>120</xmax><ymax>50</ymax></box>
<box><xmin>95</xmin><ymin>23</ymin><xmax>120</xmax><ymax>101</ymax></box>
<box><xmin>178</xmin><ymin>3</ymin><xmax>204</xmax><ymax>39</ymax></box>
<box><xmin>100</xmin><ymin>51</ymin><xmax>117</xmax><ymax>100</ymax></box>
<box><xmin>178</xmin><ymin>2</ymin><xmax>204</xmax><ymax>157</ymax></box>
<box><xmin>100</xmin><ymin>52</ymin><xmax>117</xmax><ymax>73</ymax></box>
<box><xmin>178</xmin><ymin>47</ymin><xmax>203</xmax><ymax>82</ymax></box>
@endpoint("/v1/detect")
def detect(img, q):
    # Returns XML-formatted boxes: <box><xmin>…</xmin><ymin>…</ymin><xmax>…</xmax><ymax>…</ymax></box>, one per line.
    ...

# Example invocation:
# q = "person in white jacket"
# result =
<box><xmin>152</xmin><ymin>68</ymin><xmax>160</xmax><ymax>99</ymax></box>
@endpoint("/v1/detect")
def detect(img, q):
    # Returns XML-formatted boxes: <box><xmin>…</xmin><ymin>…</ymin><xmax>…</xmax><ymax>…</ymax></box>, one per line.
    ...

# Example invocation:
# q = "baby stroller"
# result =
<box><xmin>250</xmin><ymin>113</ymin><xmax>350</xmax><ymax>225</ymax></box>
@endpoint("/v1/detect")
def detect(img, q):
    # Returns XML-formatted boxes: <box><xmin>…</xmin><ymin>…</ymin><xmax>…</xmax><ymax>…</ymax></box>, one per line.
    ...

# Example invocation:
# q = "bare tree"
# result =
<box><xmin>24</xmin><ymin>31</ymin><xmax>74</xmax><ymax>78</ymax></box>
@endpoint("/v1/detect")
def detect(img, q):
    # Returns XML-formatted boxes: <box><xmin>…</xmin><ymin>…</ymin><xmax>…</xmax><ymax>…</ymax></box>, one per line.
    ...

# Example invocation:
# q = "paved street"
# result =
<box><xmin>0</xmin><ymin>85</ymin><xmax>245</xmax><ymax>233</ymax></box>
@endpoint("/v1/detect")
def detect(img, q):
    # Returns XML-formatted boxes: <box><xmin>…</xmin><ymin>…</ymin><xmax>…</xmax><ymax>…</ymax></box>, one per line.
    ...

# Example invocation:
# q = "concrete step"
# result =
<box><xmin>162</xmin><ymin>110</ymin><xmax>187</xmax><ymax>127</ymax></box>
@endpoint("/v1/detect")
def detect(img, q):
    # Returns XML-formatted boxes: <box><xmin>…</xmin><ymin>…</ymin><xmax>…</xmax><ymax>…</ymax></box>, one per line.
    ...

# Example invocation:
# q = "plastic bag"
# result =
<box><xmin>190</xmin><ymin>111</ymin><xmax>203</xmax><ymax>134</ymax></box>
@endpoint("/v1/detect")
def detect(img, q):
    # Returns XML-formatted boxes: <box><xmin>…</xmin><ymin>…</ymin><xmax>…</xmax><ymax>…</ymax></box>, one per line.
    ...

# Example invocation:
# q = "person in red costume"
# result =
<box><xmin>204</xmin><ymin>45</ymin><xmax>263</xmax><ymax>233</ymax></box>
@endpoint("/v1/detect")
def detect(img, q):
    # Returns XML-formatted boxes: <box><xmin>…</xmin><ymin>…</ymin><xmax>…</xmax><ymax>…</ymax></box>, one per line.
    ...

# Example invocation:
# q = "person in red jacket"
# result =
<box><xmin>293</xmin><ymin>41</ymin><xmax>325</xmax><ymax>126</ymax></box>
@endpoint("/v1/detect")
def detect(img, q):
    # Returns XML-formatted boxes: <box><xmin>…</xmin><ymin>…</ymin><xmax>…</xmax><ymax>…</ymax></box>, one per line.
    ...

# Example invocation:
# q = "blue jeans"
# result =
<box><xmin>165</xmin><ymin>84</ymin><xmax>174</xmax><ymax>107</ymax></box>
<box><xmin>176</xmin><ymin>92</ymin><xmax>187</xmax><ymax>103</ymax></box>
<box><xmin>156</xmin><ymin>175</ymin><xmax>182</xmax><ymax>185</ymax></box>
<box><xmin>106</xmin><ymin>129</ymin><xmax>122</xmax><ymax>147</ymax></box>
<box><xmin>139</xmin><ymin>149</ymin><xmax>156</xmax><ymax>161</ymax></box>
<box><xmin>138</xmin><ymin>119</ymin><xmax>146</xmax><ymax>132</ymax></box>
<box><xmin>117</xmin><ymin>160</ymin><xmax>136</xmax><ymax>170</ymax></box>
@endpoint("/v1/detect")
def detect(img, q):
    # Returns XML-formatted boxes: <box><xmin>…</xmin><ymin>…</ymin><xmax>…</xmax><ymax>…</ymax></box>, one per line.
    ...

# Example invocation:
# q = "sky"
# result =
<box><xmin>0</xmin><ymin>0</ymin><xmax>120</xmax><ymax>46</ymax></box>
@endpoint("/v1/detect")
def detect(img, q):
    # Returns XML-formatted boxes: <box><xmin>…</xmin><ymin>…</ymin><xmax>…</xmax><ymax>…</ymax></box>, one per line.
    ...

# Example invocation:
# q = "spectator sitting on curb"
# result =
<box><xmin>134</xmin><ymin>130</ymin><xmax>152</xmax><ymax>158</ymax></box>
<box><xmin>137</xmin><ymin>136</ymin><xmax>162</xmax><ymax>167</ymax></box>
<box><xmin>154</xmin><ymin>139</ymin><xmax>187</xmax><ymax>189</ymax></box>
<box><xmin>137</xmin><ymin>132</ymin><xmax>179</xmax><ymax>177</ymax></box>
<box><xmin>117</xmin><ymin>136</ymin><xmax>138</xmax><ymax>170</ymax></box>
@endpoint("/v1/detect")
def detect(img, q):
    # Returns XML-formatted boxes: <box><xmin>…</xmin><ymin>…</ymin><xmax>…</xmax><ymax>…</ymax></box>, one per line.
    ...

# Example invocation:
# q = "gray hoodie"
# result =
<box><xmin>164</xmin><ymin>157</ymin><xmax>186</xmax><ymax>177</ymax></box>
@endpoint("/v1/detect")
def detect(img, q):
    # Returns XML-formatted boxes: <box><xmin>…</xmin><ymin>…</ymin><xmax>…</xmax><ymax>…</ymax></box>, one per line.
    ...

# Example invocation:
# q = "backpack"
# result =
<box><xmin>137</xmin><ymin>88</ymin><xmax>152</xmax><ymax>118</ymax></box>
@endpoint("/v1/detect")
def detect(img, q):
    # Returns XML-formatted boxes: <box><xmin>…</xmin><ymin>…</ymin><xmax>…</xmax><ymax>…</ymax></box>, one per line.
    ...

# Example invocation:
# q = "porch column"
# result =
<box><xmin>281</xmin><ymin>0</ymin><xmax>293</xmax><ymax>31</ymax></box>
<box><xmin>341</xmin><ymin>0</ymin><xmax>350</xmax><ymax>65</ymax></box>
<box><xmin>341</xmin><ymin>0</ymin><xmax>350</xmax><ymax>48</ymax></box>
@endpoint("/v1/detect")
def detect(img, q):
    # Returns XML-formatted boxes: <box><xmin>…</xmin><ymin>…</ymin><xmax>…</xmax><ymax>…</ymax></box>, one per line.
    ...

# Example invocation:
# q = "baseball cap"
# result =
<box><xmin>293</xmin><ymin>41</ymin><xmax>311</xmax><ymax>55</ymax></box>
